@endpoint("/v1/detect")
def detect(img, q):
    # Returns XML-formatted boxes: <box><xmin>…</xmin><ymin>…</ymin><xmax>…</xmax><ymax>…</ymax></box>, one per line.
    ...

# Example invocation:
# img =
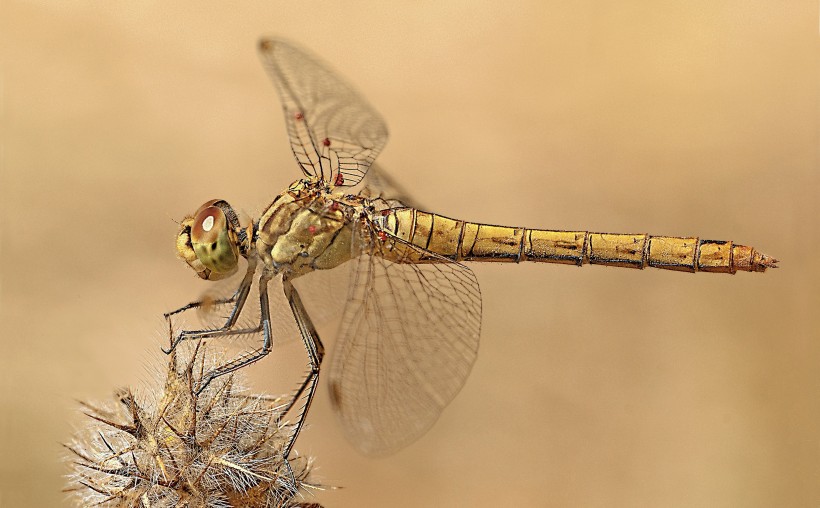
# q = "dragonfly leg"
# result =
<box><xmin>163</xmin><ymin>293</ymin><xmax>239</xmax><ymax>319</ymax></box>
<box><xmin>162</xmin><ymin>259</ymin><xmax>257</xmax><ymax>354</ymax></box>
<box><xmin>280</xmin><ymin>277</ymin><xmax>325</xmax><ymax>460</ymax></box>
<box><xmin>196</xmin><ymin>270</ymin><xmax>274</xmax><ymax>394</ymax></box>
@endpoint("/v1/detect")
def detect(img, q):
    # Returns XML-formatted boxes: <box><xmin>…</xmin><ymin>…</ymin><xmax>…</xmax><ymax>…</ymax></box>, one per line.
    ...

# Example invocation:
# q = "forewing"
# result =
<box><xmin>327</xmin><ymin>226</ymin><xmax>482</xmax><ymax>456</ymax></box>
<box><xmin>258</xmin><ymin>38</ymin><xmax>388</xmax><ymax>187</ymax></box>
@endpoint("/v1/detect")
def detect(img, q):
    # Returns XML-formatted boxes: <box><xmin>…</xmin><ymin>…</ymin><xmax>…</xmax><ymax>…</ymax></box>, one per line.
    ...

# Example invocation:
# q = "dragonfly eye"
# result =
<box><xmin>175</xmin><ymin>202</ymin><xmax>240</xmax><ymax>280</ymax></box>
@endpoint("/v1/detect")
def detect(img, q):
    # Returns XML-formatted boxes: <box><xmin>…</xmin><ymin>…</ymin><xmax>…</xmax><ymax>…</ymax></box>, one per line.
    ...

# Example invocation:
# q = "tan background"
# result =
<box><xmin>2</xmin><ymin>1</ymin><xmax>818</xmax><ymax>507</ymax></box>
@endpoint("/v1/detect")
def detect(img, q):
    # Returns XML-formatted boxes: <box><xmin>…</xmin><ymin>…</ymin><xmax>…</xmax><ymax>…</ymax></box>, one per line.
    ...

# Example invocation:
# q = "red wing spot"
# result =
<box><xmin>334</xmin><ymin>173</ymin><xmax>345</xmax><ymax>186</ymax></box>
<box><xmin>322</xmin><ymin>138</ymin><xmax>331</xmax><ymax>146</ymax></box>
<box><xmin>329</xmin><ymin>202</ymin><xmax>340</xmax><ymax>212</ymax></box>
<box><xmin>378</xmin><ymin>231</ymin><xmax>388</xmax><ymax>241</ymax></box>
<box><xmin>294</xmin><ymin>112</ymin><xmax>303</xmax><ymax>120</ymax></box>
<box><xmin>308</xmin><ymin>225</ymin><xmax>317</xmax><ymax>234</ymax></box>
<box><xmin>380</xmin><ymin>209</ymin><xmax>392</xmax><ymax>216</ymax></box>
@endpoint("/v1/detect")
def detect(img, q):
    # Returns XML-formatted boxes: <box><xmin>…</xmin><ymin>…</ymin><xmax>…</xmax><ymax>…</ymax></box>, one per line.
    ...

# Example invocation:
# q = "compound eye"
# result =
<box><xmin>189</xmin><ymin>204</ymin><xmax>239</xmax><ymax>276</ymax></box>
<box><xmin>191</xmin><ymin>206</ymin><xmax>226</xmax><ymax>244</ymax></box>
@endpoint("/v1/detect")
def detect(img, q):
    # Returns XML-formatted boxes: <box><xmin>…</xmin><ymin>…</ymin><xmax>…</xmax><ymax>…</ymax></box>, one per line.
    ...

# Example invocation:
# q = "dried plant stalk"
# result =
<box><xmin>64</xmin><ymin>342</ymin><xmax>322</xmax><ymax>507</ymax></box>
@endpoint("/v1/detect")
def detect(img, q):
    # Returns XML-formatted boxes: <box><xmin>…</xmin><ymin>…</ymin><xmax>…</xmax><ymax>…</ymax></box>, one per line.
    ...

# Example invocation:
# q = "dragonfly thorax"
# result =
<box><xmin>256</xmin><ymin>179</ymin><xmax>353</xmax><ymax>277</ymax></box>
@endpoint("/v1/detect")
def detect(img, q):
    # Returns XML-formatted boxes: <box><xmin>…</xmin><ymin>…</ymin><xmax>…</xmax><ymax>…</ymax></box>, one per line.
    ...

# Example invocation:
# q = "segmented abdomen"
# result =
<box><xmin>379</xmin><ymin>208</ymin><xmax>775</xmax><ymax>273</ymax></box>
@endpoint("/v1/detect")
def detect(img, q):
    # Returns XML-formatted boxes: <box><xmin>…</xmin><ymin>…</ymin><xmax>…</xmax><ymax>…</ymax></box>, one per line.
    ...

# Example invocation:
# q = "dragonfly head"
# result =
<box><xmin>176</xmin><ymin>200</ymin><xmax>251</xmax><ymax>281</ymax></box>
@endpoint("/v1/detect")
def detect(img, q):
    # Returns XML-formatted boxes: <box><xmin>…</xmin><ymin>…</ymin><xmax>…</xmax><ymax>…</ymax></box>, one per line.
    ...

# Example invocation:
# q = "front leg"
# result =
<box><xmin>196</xmin><ymin>269</ymin><xmax>275</xmax><ymax>394</ymax></box>
<box><xmin>162</xmin><ymin>258</ymin><xmax>257</xmax><ymax>354</ymax></box>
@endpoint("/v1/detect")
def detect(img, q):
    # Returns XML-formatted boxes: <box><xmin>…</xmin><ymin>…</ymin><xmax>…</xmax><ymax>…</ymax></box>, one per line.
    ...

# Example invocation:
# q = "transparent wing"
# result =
<box><xmin>354</xmin><ymin>163</ymin><xmax>422</xmax><ymax>210</ymax></box>
<box><xmin>258</xmin><ymin>38</ymin><xmax>388</xmax><ymax>187</ymax></box>
<box><xmin>327</xmin><ymin>223</ymin><xmax>482</xmax><ymax>456</ymax></box>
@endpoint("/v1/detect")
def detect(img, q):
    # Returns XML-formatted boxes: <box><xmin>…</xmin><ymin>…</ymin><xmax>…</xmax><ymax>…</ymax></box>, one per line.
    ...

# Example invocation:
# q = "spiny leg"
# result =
<box><xmin>163</xmin><ymin>293</ymin><xmax>238</xmax><ymax>320</ymax></box>
<box><xmin>280</xmin><ymin>277</ymin><xmax>325</xmax><ymax>460</ymax></box>
<box><xmin>189</xmin><ymin>271</ymin><xmax>301</xmax><ymax>495</ymax></box>
<box><xmin>163</xmin><ymin>258</ymin><xmax>258</xmax><ymax>354</ymax></box>
<box><xmin>196</xmin><ymin>270</ymin><xmax>274</xmax><ymax>394</ymax></box>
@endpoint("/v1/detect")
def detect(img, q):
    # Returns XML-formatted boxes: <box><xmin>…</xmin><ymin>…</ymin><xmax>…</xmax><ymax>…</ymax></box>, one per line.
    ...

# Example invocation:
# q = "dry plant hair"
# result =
<box><xmin>64</xmin><ymin>340</ymin><xmax>323</xmax><ymax>508</ymax></box>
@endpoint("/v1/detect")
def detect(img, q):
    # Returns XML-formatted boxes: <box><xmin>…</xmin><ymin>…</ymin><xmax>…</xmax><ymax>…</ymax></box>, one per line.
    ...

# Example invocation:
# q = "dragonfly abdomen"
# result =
<box><xmin>382</xmin><ymin>209</ymin><xmax>776</xmax><ymax>273</ymax></box>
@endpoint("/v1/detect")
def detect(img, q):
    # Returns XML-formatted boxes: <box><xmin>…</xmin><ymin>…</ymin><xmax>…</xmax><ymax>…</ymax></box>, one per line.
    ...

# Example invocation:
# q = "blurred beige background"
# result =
<box><xmin>2</xmin><ymin>1</ymin><xmax>818</xmax><ymax>507</ymax></box>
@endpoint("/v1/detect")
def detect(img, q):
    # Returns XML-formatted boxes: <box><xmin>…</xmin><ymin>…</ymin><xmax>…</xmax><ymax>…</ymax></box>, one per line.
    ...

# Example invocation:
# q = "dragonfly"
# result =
<box><xmin>164</xmin><ymin>38</ymin><xmax>777</xmax><ymax>460</ymax></box>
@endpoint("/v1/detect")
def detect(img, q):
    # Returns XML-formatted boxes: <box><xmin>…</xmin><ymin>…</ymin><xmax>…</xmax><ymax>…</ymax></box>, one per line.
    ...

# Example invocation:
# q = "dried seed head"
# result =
<box><xmin>64</xmin><ymin>344</ymin><xmax>322</xmax><ymax>507</ymax></box>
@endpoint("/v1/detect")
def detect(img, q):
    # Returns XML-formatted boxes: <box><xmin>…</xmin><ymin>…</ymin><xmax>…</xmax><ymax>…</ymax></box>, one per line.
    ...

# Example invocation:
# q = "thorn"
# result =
<box><xmin>82</xmin><ymin>412</ymin><xmax>138</xmax><ymax>435</ymax></box>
